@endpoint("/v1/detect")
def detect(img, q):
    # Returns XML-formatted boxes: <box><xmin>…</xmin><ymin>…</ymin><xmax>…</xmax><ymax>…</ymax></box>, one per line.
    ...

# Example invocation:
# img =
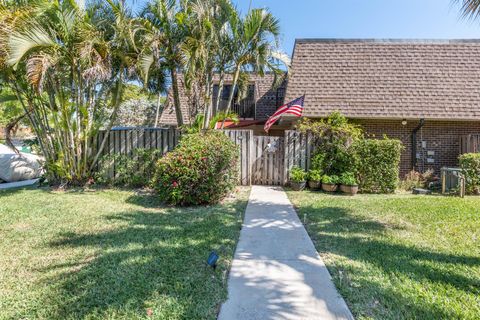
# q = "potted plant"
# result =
<box><xmin>321</xmin><ymin>174</ymin><xmax>339</xmax><ymax>192</ymax></box>
<box><xmin>339</xmin><ymin>172</ymin><xmax>359</xmax><ymax>195</ymax></box>
<box><xmin>307</xmin><ymin>169</ymin><xmax>322</xmax><ymax>190</ymax></box>
<box><xmin>289</xmin><ymin>166</ymin><xmax>307</xmax><ymax>191</ymax></box>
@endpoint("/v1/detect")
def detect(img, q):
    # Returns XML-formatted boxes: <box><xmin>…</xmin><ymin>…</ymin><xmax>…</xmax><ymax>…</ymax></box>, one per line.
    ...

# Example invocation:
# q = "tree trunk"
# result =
<box><xmin>214</xmin><ymin>74</ymin><xmax>225</xmax><ymax>116</ymax></box>
<box><xmin>203</xmin><ymin>75</ymin><xmax>214</xmax><ymax>129</ymax></box>
<box><xmin>221</xmin><ymin>66</ymin><xmax>241</xmax><ymax>129</ymax></box>
<box><xmin>4</xmin><ymin>112</ymin><xmax>27</xmax><ymax>154</ymax></box>
<box><xmin>154</xmin><ymin>92</ymin><xmax>162</xmax><ymax>127</ymax></box>
<box><xmin>170</xmin><ymin>68</ymin><xmax>184</xmax><ymax>127</ymax></box>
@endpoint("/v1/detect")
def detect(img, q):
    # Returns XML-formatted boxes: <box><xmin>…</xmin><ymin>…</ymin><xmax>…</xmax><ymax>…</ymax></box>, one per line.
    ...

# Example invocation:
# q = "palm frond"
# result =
<box><xmin>26</xmin><ymin>54</ymin><xmax>53</xmax><ymax>93</ymax></box>
<box><xmin>454</xmin><ymin>0</ymin><xmax>480</xmax><ymax>19</ymax></box>
<box><xmin>138</xmin><ymin>50</ymin><xmax>155</xmax><ymax>84</ymax></box>
<box><xmin>7</xmin><ymin>23</ymin><xmax>56</xmax><ymax>67</ymax></box>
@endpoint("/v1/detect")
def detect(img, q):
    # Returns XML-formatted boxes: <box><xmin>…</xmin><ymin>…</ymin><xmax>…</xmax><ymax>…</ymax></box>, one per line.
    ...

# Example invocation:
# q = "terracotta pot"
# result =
<box><xmin>290</xmin><ymin>181</ymin><xmax>306</xmax><ymax>191</ymax></box>
<box><xmin>308</xmin><ymin>180</ymin><xmax>321</xmax><ymax>190</ymax></box>
<box><xmin>322</xmin><ymin>183</ymin><xmax>338</xmax><ymax>192</ymax></box>
<box><xmin>340</xmin><ymin>184</ymin><xmax>359</xmax><ymax>195</ymax></box>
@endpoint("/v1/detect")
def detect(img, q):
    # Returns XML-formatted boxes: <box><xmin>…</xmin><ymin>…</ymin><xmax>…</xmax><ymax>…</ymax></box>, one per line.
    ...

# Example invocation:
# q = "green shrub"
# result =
<box><xmin>95</xmin><ymin>148</ymin><xmax>162</xmax><ymax>187</ymax></box>
<box><xmin>459</xmin><ymin>153</ymin><xmax>480</xmax><ymax>194</ymax></box>
<box><xmin>152</xmin><ymin>131</ymin><xmax>238</xmax><ymax>206</ymax></box>
<box><xmin>322</xmin><ymin>174</ymin><xmax>339</xmax><ymax>184</ymax></box>
<box><xmin>289</xmin><ymin>166</ymin><xmax>307</xmax><ymax>182</ymax></box>
<box><xmin>299</xmin><ymin>112</ymin><xmax>362</xmax><ymax>175</ymax></box>
<box><xmin>339</xmin><ymin>172</ymin><xmax>357</xmax><ymax>186</ymax></box>
<box><xmin>353</xmin><ymin>138</ymin><xmax>403</xmax><ymax>193</ymax></box>
<box><xmin>308</xmin><ymin>169</ymin><xmax>323</xmax><ymax>182</ymax></box>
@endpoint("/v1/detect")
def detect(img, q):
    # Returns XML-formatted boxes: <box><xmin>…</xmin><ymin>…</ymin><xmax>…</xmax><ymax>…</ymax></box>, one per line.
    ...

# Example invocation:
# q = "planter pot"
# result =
<box><xmin>290</xmin><ymin>181</ymin><xmax>306</xmax><ymax>191</ymax></box>
<box><xmin>340</xmin><ymin>184</ymin><xmax>359</xmax><ymax>195</ymax></box>
<box><xmin>322</xmin><ymin>183</ymin><xmax>338</xmax><ymax>192</ymax></box>
<box><xmin>308</xmin><ymin>180</ymin><xmax>321</xmax><ymax>190</ymax></box>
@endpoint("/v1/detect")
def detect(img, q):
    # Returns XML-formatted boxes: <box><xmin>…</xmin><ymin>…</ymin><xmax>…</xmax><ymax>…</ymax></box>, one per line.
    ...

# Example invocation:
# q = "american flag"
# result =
<box><xmin>264</xmin><ymin>95</ymin><xmax>305</xmax><ymax>132</ymax></box>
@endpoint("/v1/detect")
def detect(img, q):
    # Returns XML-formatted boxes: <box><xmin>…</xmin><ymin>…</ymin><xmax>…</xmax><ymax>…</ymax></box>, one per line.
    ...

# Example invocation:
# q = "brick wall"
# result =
<box><xmin>356</xmin><ymin>119</ymin><xmax>480</xmax><ymax>177</ymax></box>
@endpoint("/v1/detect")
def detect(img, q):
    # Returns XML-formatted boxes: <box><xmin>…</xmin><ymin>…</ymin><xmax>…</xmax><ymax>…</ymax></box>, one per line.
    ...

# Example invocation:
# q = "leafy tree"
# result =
<box><xmin>297</xmin><ymin>112</ymin><xmax>363</xmax><ymax>175</ymax></box>
<box><xmin>137</xmin><ymin>0</ymin><xmax>187</xmax><ymax>126</ymax></box>
<box><xmin>0</xmin><ymin>0</ymin><xmax>140</xmax><ymax>184</ymax></box>
<box><xmin>220</xmin><ymin>8</ymin><xmax>290</xmax><ymax>128</ymax></box>
<box><xmin>0</xmin><ymin>88</ymin><xmax>27</xmax><ymax>150</ymax></box>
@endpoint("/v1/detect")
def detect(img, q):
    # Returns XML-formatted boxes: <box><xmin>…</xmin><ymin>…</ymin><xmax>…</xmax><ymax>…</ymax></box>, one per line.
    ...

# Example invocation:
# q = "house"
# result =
<box><xmin>159</xmin><ymin>38</ymin><xmax>480</xmax><ymax>176</ymax></box>
<box><xmin>283</xmin><ymin>39</ymin><xmax>480</xmax><ymax>175</ymax></box>
<box><xmin>159</xmin><ymin>73</ymin><xmax>288</xmax><ymax>135</ymax></box>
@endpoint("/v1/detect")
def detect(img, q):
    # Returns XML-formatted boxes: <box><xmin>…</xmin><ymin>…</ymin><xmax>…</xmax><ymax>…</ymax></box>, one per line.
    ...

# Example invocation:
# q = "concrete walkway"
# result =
<box><xmin>219</xmin><ymin>186</ymin><xmax>353</xmax><ymax>320</ymax></box>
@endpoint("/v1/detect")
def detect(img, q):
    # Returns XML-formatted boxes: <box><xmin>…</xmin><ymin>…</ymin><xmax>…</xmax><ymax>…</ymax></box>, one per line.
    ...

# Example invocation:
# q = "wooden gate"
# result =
<box><xmin>252</xmin><ymin>135</ymin><xmax>285</xmax><ymax>185</ymax></box>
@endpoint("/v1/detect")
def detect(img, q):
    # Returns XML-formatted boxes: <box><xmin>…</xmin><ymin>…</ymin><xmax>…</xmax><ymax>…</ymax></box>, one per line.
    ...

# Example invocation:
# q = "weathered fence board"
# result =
<box><xmin>283</xmin><ymin>130</ymin><xmax>316</xmax><ymax>184</ymax></box>
<box><xmin>223</xmin><ymin>130</ymin><xmax>253</xmax><ymax>186</ymax></box>
<box><xmin>252</xmin><ymin>135</ymin><xmax>284</xmax><ymax>185</ymax></box>
<box><xmin>460</xmin><ymin>134</ymin><xmax>480</xmax><ymax>154</ymax></box>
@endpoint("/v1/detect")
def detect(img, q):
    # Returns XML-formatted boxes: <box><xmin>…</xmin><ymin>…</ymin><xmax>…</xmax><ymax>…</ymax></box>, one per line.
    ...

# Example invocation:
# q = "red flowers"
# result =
<box><xmin>172</xmin><ymin>181</ymin><xmax>178</xmax><ymax>188</ymax></box>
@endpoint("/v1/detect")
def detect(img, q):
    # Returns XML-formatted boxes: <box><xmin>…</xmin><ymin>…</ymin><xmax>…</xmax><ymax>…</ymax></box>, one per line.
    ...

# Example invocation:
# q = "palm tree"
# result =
<box><xmin>138</xmin><ymin>0</ymin><xmax>186</xmax><ymax>127</ymax></box>
<box><xmin>220</xmin><ymin>8</ymin><xmax>290</xmax><ymax>128</ymax></box>
<box><xmin>1</xmin><ymin>0</ymin><xmax>138</xmax><ymax>184</ymax></box>
<box><xmin>181</xmin><ymin>0</ymin><xmax>236</xmax><ymax>129</ymax></box>
<box><xmin>454</xmin><ymin>0</ymin><xmax>480</xmax><ymax>18</ymax></box>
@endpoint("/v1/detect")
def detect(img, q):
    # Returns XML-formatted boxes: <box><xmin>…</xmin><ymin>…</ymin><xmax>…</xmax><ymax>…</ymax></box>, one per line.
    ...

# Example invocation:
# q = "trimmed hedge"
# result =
<box><xmin>459</xmin><ymin>153</ymin><xmax>480</xmax><ymax>194</ymax></box>
<box><xmin>153</xmin><ymin>131</ymin><xmax>238</xmax><ymax>206</ymax></box>
<box><xmin>353</xmin><ymin>138</ymin><xmax>403</xmax><ymax>193</ymax></box>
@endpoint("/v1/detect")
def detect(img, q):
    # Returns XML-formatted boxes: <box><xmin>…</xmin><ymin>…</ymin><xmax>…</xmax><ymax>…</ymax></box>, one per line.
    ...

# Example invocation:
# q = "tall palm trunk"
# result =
<box><xmin>221</xmin><ymin>65</ymin><xmax>241</xmax><ymax>129</ymax></box>
<box><xmin>203</xmin><ymin>73</ymin><xmax>214</xmax><ymax>129</ymax></box>
<box><xmin>214</xmin><ymin>73</ymin><xmax>225</xmax><ymax>116</ymax></box>
<box><xmin>170</xmin><ymin>68</ymin><xmax>184</xmax><ymax>127</ymax></box>
<box><xmin>154</xmin><ymin>92</ymin><xmax>162</xmax><ymax>127</ymax></box>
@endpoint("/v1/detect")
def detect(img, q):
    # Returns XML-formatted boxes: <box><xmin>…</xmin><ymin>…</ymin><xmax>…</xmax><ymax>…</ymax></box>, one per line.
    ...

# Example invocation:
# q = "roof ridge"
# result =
<box><xmin>295</xmin><ymin>38</ymin><xmax>480</xmax><ymax>44</ymax></box>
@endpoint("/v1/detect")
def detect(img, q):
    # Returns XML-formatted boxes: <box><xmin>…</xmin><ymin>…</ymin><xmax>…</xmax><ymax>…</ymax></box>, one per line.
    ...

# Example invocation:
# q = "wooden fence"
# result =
<box><xmin>94</xmin><ymin>128</ymin><xmax>253</xmax><ymax>186</ymax></box>
<box><xmin>283</xmin><ymin>130</ymin><xmax>316</xmax><ymax>184</ymax></box>
<box><xmin>460</xmin><ymin>134</ymin><xmax>480</xmax><ymax>154</ymax></box>
<box><xmin>223</xmin><ymin>130</ymin><xmax>254</xmax><ymax>186</ymax></box>
<box><xmin>95</xmin><ymin>128</ymin><xmax>180</xmax><ymax>158</ymax></box>
<box><xmin>93</xmin><ymin>128</ymin><xmax>316</xmax><ymax>186</ymax></box>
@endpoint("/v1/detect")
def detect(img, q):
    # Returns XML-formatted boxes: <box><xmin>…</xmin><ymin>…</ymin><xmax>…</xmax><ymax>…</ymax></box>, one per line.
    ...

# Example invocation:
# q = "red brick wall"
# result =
<box><xmin>356</xmin><ymin>119</ymin><xmax>480</xmax><ymax>177</ymax></box>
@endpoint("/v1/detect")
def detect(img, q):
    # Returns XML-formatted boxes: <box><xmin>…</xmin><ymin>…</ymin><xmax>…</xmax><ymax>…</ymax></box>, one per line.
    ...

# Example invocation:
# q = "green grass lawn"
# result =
<box><xmin>0</xmin><ymin>187</ymin><xmax>250</xmax><ymax>320</ymax></box>
<box><xmin>287</xmin><ymin>191</ymin><xmax>480</xmax><ymax>320</ymax></box>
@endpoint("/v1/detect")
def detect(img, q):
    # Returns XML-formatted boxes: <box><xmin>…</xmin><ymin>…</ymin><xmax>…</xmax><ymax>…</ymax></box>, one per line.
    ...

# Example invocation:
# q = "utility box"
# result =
<box><xmin>441</xmin><ymin>167</ymin><xmax>465</xmax><ymax>197</ymax></box>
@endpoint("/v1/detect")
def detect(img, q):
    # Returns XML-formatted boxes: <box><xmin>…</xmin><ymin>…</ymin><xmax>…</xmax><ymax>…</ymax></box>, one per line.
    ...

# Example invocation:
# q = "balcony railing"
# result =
<box><xmin>216</xmin><ymin>98</ymin><xmax>255</xmax><ymax>119</ymax></box>
<box><xmin>213</xmin><ymin>84</ymin><xmax>256</xmax><ymax>119</ymax></box>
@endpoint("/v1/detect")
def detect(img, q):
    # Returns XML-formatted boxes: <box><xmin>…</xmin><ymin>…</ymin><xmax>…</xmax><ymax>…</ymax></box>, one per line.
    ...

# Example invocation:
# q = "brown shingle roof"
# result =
<box><xmin>284</xmin><ymin>39</ymin><xmax>480</xmax><ymax>120</ymax></box>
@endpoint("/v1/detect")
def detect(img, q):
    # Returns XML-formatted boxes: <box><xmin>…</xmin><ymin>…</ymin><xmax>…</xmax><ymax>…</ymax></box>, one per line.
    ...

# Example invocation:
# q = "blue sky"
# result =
<box><xmin>128</xmin><ymin>0</ymin><xmax>480</xmax><ymax>56</ymax></box>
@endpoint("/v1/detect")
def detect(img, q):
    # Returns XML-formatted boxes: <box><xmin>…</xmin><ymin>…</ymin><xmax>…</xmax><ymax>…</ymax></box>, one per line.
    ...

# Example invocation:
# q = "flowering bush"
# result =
<box><xmin>153</xmin><ymin>131</ymin><xmax>238</xmax><ymax>206</ymax></box>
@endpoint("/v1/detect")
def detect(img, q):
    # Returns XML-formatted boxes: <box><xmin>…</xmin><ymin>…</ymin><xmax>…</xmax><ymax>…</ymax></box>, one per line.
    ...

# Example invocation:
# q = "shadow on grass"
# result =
<box><xmin>297</xmin><ymin>205</ymin><xmax>480</xmax><ymax>319</ymax></box>
<box><xmin>42</xmin><ymin>198</ymin><xmax>246</xmax><ymax>319</ymax></box>
<box><xmin>125</xmin><ymin>190</ymin><xmax>165</xmax><ymax>208</ymax></box>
